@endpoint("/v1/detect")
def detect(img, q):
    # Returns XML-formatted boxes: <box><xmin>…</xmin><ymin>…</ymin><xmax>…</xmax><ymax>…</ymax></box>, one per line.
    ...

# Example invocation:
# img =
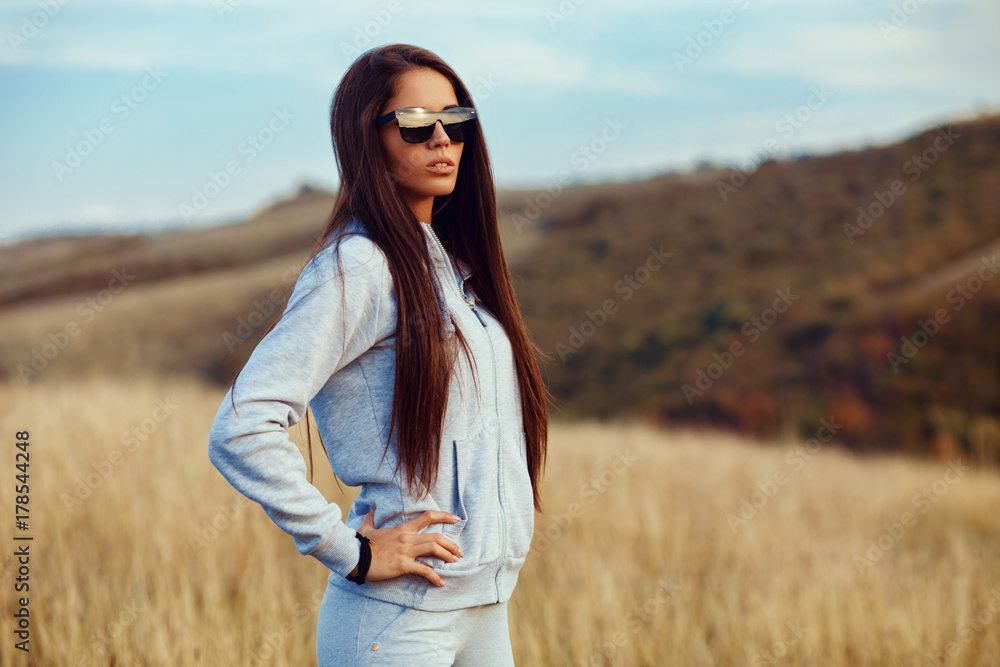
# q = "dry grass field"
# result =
<box><xmin>2</xmin><ymin>374</ymin><xmax>999</xmax><ymax>666</ymax></box>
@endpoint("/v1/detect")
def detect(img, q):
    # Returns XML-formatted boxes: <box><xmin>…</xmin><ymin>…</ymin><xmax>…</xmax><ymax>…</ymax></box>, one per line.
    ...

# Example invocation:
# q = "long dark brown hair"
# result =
<box><xmin>228</xmin><ymin>44</ymin><xmax>550</xmax><ymax>512</ymax></box>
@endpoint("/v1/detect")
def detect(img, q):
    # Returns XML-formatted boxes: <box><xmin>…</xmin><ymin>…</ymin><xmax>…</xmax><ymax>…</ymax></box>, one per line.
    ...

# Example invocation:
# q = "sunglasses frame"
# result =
<box><xmin>375</xmin><ymin>106</ymin><xmax>478</xmax><ymax>144</ymax></box>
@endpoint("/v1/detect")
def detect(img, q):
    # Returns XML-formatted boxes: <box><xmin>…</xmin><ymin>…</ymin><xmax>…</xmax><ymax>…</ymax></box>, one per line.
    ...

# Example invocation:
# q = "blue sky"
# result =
<box><xmin>1</xmin><ymin>0</ymin><xmax>997</xmax><ymax>241</ymax></box>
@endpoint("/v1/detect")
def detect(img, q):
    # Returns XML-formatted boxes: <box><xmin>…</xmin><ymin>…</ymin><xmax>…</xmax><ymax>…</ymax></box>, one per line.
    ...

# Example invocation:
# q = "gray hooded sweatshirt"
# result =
<box><xmin>207</xmin><ymin>219</ymin><xmax>534</xmax><ymax>612</ymax></box>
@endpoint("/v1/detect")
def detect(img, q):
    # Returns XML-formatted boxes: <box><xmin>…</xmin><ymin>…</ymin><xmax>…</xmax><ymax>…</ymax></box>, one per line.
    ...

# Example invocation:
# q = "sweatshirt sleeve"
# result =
<box><xmin>207</xmin><ymin>238</ymin><xmax>387</xmax><ymax>578</ymax></box>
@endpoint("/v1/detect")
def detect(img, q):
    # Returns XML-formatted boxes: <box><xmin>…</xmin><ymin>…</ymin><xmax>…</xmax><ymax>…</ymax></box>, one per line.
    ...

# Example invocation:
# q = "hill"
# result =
<box><xmin>1</xmin><ymin>114</ymin><xmax>999</xmax><ymax>458</ymax></box>
<box><xmin>509</xmin><ymin>114</ymin><xmax>1000</xmax><ymax>458</ymax></box>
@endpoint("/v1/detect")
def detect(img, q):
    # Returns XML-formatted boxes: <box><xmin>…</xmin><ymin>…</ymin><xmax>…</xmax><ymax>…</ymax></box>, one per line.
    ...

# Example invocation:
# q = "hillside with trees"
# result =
<box><xmin>510</xmin><ymin>114</ymin><xmax>1000</xmax><ymax>459</ymax></box>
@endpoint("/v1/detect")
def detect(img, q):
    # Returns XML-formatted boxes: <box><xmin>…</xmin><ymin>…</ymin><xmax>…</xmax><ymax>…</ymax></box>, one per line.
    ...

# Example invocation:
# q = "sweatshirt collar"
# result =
<box><xmin>419</xmin><ymin>221</ymin><xmax>473</xmax><ymax>282</ymax></box>
<box><xmin>340</xmin><ymin>218</ymin><xmax>473</xmax><ymax>281</ymax></box>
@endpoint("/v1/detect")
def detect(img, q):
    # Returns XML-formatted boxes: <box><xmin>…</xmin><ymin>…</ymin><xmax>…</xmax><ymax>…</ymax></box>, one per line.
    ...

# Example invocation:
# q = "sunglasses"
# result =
<box><xmin>375</xmin><ymin>107</ymin><xmax>477</xmax><ymax>144</ymax></box>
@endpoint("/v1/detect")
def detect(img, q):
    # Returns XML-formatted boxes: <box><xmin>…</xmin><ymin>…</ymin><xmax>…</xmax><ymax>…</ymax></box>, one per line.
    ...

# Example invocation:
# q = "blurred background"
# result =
<box><xmin>2</xmin><ymin>1</ymin><xmax>999</xmax><ymax>665</ymax></box>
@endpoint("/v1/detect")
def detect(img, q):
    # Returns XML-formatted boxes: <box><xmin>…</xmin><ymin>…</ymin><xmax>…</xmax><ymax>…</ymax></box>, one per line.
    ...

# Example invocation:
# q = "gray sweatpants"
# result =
<box><xmin>316</xmin><ymin>579</ymin><xmax>516</xmax><ymax>666</ymax></box>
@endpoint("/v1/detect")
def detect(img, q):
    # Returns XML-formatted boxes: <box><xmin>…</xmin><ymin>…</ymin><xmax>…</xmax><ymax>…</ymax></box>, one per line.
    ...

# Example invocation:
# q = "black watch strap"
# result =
<box><xmin>345</xmin><ymin>532</ymin><xmax>371</xmax><ymax>585</ymax></box>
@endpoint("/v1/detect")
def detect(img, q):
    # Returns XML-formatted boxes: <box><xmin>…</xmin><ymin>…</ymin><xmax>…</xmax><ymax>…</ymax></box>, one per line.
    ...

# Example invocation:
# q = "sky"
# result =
<box><xmin>0</xmin><ymin>0</ymin><xmax>997</xmax><ymax>242</ymax></box>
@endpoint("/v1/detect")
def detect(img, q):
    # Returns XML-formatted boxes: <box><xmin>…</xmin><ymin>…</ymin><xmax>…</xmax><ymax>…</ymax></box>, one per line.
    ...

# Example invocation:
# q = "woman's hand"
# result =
<box><xmin>349</xmin><ymin>508</ymin><xmax>464</xmax><ymax>587</ymax></box>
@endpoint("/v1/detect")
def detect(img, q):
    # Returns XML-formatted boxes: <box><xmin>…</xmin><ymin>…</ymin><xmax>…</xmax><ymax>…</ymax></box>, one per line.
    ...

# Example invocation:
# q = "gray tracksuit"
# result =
<box><xmin>207</xmin><ymin>219</ymin><xmax>534</xmax><ymax>611</ymax></box>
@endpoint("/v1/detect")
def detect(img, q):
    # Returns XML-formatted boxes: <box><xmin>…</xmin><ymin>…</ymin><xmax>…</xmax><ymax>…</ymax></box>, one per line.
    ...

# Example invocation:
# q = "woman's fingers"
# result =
<box><xmin>409</xmin><ymin>561</ymin><xmax>445</xmax><ymax>587</ymax></box>
<box><xmin>406</xmin><ymin>509</ymin><xmax>461</xmax><ymax>531</ymax></box>
<box><xmin>359</xmin><ymin>507</ymin><xmax>376</xmax><ymax>535</ymax></box>
<box><xmin>358</xmin><ymin>509</ymin><xmax>465</xmax><ymax>585</ymax></box>
<box><xmin>407</xmin><ymin>532</ymin><xmax>463</xmax><ymax>560</ymax></box>
<box><xmin>409</xmin><ymin>538</ymin><xmax>460</xmax><ymax>563</ymax></box>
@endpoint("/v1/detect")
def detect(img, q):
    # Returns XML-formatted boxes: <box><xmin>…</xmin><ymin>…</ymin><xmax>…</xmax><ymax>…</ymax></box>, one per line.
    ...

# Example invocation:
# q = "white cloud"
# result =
<box><xmin>591</xmin><ymin>66</ymin><xmax>678</xmax><ymax>97</ymax></box>
<box><xmin>463</xmin><ymin>38</ymin><xmax>590</xmax><ymax>87</ymax></box>
<box><xmin>699</xmin><ymin>19</ymin><xmax>996</xmax><ymax>97</ymax></box>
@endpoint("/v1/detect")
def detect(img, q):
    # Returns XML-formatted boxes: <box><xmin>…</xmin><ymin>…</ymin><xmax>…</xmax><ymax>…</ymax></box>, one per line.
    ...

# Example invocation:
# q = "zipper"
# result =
<box><xmin>422</xmin><ymin>223</ymin><xmax>506</xmax><ymax>601</ymax></box>
<box><xmin>424</xmin><ymin>224</ymin><xmax>487</xmax><ymax>327</ymax></box>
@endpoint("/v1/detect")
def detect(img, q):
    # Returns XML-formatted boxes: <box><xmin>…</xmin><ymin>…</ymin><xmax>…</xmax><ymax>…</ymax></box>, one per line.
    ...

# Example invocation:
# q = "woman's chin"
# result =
<box><xmin>412</xmin><ymin>182</ymin><xmax>459</xmax><ymax>200</ymax></box>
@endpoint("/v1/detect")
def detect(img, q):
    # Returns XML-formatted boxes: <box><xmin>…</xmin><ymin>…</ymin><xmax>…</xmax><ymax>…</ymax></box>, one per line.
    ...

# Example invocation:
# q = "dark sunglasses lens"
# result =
<box><xmin>399</xmin><ymin>125</ymin><xmax>433</xmax><ymax>143</ymax></box>
<box><xmin>444</xmin><ymin>122</ymin><xmax>466</xmax><ymax>143</ymax></box>
<box><xmin>398</xmin><ymin>119</ymin><xmax>469</xmax><ymax>144</ymax></box>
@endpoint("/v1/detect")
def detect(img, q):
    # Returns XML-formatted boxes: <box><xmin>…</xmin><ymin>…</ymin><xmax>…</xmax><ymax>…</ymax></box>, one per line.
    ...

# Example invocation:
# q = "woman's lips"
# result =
<box><xmin>426</xmin><ymin>162</ymin><xmax>456</xmax><ymax>175</ymax></box>
<box><xmin>427</xmin><ymin>162</ymin><xmax>455</xmax><ymax>176</ymax></box>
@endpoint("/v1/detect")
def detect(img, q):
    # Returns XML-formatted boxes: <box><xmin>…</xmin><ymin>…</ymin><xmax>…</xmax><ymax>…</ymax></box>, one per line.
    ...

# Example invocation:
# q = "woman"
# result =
<box><xmin>207</xmin><ymin>43</ymin><xmax>549</xmax><ymax>666</ymax></box>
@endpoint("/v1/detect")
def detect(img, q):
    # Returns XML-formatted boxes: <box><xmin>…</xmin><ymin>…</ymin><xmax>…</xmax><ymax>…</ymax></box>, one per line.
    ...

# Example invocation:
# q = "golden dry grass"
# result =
<box><xmin>1</xmin><ymin>374</ymin><xmax>999</xmax><ymax>666</ymax></box>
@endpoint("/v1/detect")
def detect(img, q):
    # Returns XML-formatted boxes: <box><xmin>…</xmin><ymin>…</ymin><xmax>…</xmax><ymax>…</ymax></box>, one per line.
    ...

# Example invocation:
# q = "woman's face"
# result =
<box><xmin>378</xmin><ymin>67</ymin><xmax>465</xmax><ymax>222</ymax></box>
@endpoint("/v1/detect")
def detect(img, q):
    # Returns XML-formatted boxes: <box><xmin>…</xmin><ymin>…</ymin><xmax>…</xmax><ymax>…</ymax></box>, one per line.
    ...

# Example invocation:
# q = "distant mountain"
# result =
<box><xmin>2</xmin><ymin>114</ymin><xmax>998</xmax><ymax>461</ymax></box>
<box><xmin>0</xmin><ymin>184</ymin><xmax>339</xmax><ymax>307</ymax></box>
<box><xmin>509</xmin><ymin>113</ymin><xmax>1000</xmax><ymax>460</ymax></box>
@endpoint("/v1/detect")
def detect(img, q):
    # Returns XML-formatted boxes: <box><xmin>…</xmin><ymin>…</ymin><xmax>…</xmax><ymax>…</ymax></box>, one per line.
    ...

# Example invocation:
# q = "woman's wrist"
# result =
<box><xmin>344</xmin><ymin>532</ymin><xmax>372</xmax><ymax>585</ymax></box>
<box><xmin>345</xmin><ymin>537</ymin><xmax>361</xmax><ymax>578</ymax></box>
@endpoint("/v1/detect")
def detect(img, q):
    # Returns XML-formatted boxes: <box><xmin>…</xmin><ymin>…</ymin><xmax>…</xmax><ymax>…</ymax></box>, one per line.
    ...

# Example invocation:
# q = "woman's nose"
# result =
<box><xmin>428</xmin><ymin>120</ymin><xmax>450</xmax><ymax>147</ymax></box>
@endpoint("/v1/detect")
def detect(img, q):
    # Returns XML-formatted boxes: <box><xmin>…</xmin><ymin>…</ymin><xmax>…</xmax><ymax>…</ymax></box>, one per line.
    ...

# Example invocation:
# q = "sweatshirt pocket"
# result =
<box><xmin>441</xmin><ymin>439</ymin><xmax>468</xmax><ymax>539</ymax></box>
<box><xmin>417</xmin><ymin>438</ymin><xmax>475</xmax><ymax>571</ymax></box>
<box><xmin>505</xmin><ymin>430</ymin><xmax>535</xmax><ymax>560</ymax></box>
<box><xmin>450</xmin><ymin>433</ymin><xmax>504</xmax><ymax>567</ymax></box>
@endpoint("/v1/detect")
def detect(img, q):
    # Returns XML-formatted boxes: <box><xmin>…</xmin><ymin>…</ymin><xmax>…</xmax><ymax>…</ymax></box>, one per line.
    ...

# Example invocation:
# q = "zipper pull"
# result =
<box><xmin>462</xmin><ymin>291</ymin><xmax>487</xmax><ymax>327</ymax></box>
